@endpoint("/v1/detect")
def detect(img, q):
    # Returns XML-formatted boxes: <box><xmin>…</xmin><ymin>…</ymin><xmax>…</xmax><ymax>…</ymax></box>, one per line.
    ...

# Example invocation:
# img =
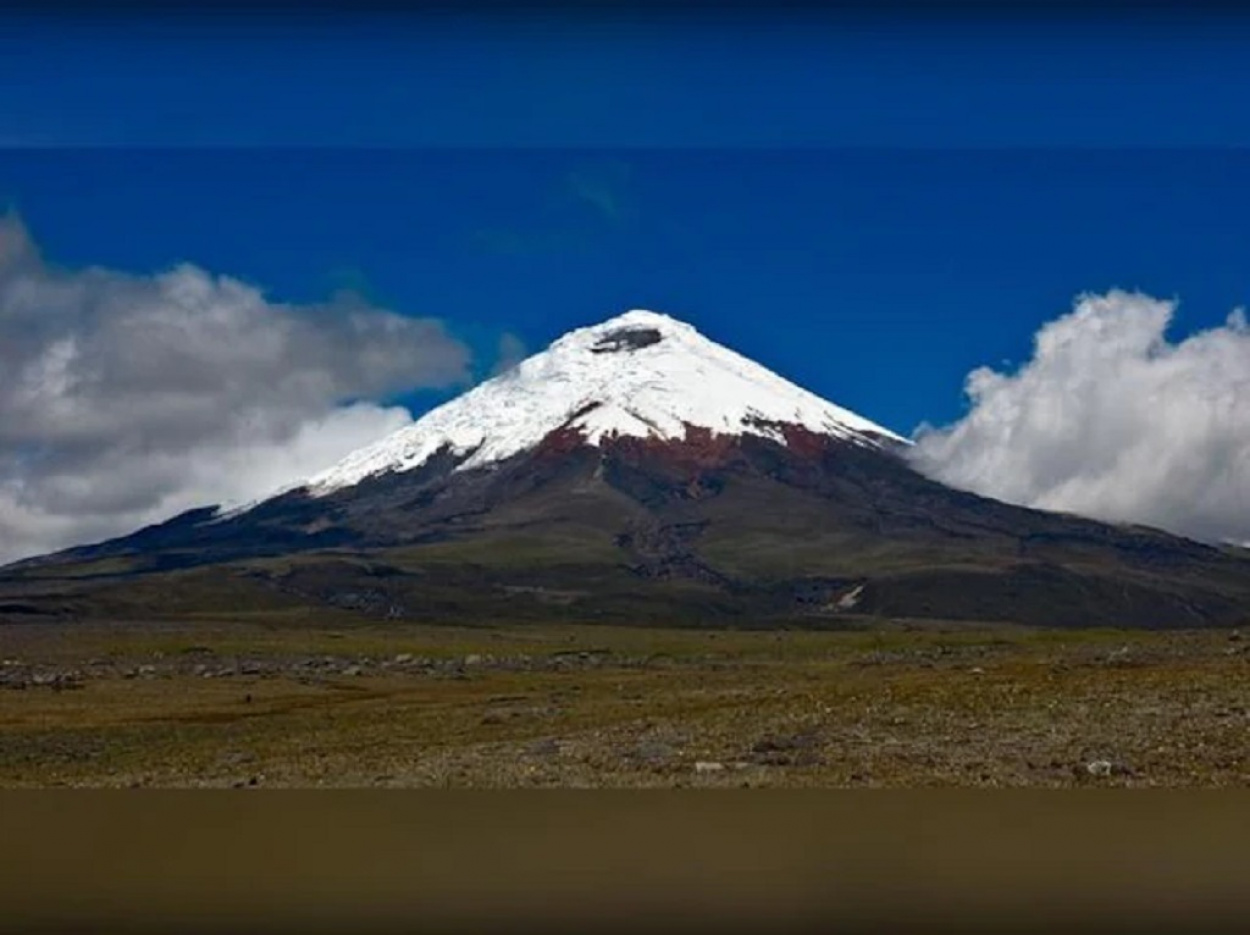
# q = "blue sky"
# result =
<box><xmin>6</xmin><ymin>10</ymin><xmax>1250</xmax><ymax>148</ymax></box>
<box><xmin>3</xmin><ymin>8</ymin><xmax>1250</xmax><ymax>438</ymax></box>
<box><xmin>6</xmin><ymin>145</ymin><xmax>1250</xmax><ymax>437</ymax></box>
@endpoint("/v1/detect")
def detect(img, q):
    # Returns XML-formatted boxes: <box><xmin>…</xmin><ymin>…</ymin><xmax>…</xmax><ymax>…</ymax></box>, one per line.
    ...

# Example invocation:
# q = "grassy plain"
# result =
<box><xmin>1</xmin><ymin>615</ymin><xmax>1246</xmax><ymax>787</ymax></box>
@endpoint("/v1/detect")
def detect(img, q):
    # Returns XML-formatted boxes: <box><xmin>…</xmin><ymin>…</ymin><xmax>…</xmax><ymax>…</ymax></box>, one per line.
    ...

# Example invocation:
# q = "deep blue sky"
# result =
<box><xmin>3</xmin><ymin>9</ymin><xmax>1249</xmax><ymax>436</ymax></box>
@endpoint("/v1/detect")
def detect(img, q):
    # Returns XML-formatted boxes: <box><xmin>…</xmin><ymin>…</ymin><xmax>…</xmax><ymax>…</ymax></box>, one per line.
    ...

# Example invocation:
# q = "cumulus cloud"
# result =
<box><xmin>0</xmin><ymin>214</ymin><xmax>472</xmax><ymax>564</ymax></box>
<box><xmin>909</xmin><ymin>289</ymin><xmax>1250</xmax><ymax>545</ymax></box>
<box><xmin>490</xmin><ymin>332</ymin><xmax>528</xmax><ymax>377</ymax></box>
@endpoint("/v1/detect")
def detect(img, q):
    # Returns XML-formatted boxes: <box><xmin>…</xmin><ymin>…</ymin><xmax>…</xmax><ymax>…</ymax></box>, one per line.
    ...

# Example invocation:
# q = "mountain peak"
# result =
<box><xmin>305</xmin><ymin>308</ymin><xmax>905</xmax><ymax>495</ymax></box>
<box><xmin>549</xmin><ymin>308</ymin><xmax>698</xmax><ymax>355</ymax></box>
<box><xmin>589</xmin><ymin>308</ymin><xmax>689</xmax><ymax>331</ymax></box>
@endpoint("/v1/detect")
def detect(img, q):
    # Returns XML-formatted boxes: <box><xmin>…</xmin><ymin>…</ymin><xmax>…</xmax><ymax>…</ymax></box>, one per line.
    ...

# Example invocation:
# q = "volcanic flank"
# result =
<box><xmin>5</xmin><ymin>310</ymin><xmax>1250</xmax><ymax>629</ymax></box>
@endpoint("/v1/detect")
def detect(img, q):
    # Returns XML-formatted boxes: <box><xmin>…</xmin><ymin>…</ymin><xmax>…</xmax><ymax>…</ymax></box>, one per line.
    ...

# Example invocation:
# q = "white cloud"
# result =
<box><xmin>909</xmin><ymin>289</ymin><xmax>1250</xmax><ymax>544</ymax></box>
<box><xmin>490</xmin><ymin>332</ymin><xmax>528</xmax><ymax>377</ymax></box>
<box><xmin>0</xmin><ymin>214</ymin><xmax>472</xmax><ymax>564</ymax></box>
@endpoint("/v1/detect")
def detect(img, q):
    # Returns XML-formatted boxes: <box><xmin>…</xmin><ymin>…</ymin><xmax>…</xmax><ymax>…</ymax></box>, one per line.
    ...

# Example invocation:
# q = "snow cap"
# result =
<box><xmin>306</xmin><ymin>308</ymin><xmax>904</xmax><ymax>494</ymax></box>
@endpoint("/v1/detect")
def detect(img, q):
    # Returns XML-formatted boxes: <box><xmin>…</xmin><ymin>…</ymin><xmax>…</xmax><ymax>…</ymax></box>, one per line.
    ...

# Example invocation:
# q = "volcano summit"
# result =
<box><xmin>5</xmin><ymin>310</ymin><xmax>1250</xmax><ymax>629</ymax></box>
<box><xmin>305</xmin><ymin>309</ymin><xmax>904</xmax><ymax>493</ymax></box>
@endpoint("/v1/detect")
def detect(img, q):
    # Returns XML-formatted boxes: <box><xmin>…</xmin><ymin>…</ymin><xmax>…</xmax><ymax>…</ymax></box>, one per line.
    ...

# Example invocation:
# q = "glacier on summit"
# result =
<box><xmin>305</xmin><ymin>310</ymin><xmax>906</xmax><ymax>495</ymax></box>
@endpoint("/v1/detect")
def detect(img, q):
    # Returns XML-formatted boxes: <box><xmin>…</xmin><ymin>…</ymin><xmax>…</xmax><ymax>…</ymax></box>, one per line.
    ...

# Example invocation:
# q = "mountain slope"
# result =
<box><xmin>4</xmin><ymin>310</ymin><xmax>1250</xmax><ymax>629</ymax></box>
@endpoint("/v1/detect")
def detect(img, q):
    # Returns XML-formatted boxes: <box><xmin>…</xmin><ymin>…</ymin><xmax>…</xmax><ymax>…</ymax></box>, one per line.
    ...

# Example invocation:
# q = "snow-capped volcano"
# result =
<box><xmin>12</xmin><ymin>309</ymin><xmax>1250</xmax><ymax>631</ymax></box>
<box><xmin>307</xmin><ymin>309</ymin><xmax>905</xmax><ymax>495</ymax></box>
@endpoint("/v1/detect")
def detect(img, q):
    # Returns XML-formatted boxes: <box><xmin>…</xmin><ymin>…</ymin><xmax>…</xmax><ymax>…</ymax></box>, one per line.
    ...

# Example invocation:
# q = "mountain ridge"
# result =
<box><xmin>3</xmin><ymin>308</ymin><xmax>1249</xmax><ymax>630</ymax></box>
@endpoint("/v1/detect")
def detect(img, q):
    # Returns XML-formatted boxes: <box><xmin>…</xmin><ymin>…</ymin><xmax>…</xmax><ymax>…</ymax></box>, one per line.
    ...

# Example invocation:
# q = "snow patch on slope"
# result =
<box><xmin>305</xmin><ymin>310</ymin><xmax>905</xmax><ymax>495</ymax></box>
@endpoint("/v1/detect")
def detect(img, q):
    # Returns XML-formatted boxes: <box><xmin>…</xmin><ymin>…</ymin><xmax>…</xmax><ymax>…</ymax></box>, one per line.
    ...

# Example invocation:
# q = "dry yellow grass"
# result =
<box><xmin>1</xmin><ymin>619</ymin><xmax>1246</xmax><ymax>787</ymax></box>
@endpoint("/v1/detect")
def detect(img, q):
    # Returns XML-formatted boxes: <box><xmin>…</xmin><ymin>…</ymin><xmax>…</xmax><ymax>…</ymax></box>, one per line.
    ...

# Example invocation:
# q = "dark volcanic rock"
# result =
<box><xmin>590</xmin><ymin>326</ymin><xmax>663</xmax><ymax>354</ymax></box>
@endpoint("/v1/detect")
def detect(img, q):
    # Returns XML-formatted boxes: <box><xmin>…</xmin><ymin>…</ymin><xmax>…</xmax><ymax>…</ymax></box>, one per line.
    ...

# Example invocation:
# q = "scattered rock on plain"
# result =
<box><xmin>526</xmin><ymin>738</ymin><xmax>562</xmax><ymax>757</ymax></box>
<box><xmin>1085</xmin><ymin>759</ymin><xmax>1114</xmax><ymax>778</ymax></box>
